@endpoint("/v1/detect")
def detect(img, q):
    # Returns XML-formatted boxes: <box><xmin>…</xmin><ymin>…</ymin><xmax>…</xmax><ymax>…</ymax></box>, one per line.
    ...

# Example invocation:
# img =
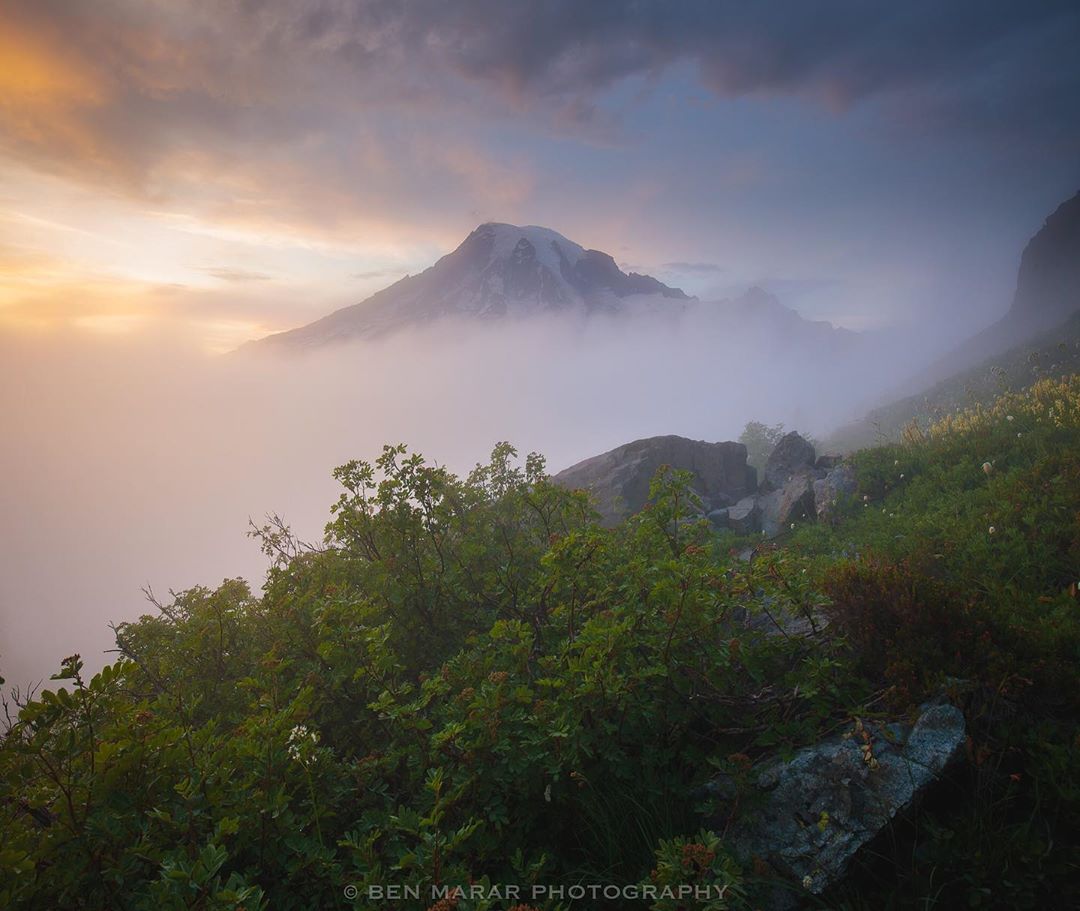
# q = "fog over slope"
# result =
<box><xmin>0</xmin><ymin>297</ymin><xmax>932</xmax><ymax>690</ymax></box>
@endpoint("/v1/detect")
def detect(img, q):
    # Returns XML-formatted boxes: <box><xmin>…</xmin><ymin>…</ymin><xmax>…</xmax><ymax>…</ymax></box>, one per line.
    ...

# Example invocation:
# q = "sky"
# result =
<box><xmin>1</xmin><ymin>0</ymin><xmax>1079</xmax><ymax>351</ymax></box>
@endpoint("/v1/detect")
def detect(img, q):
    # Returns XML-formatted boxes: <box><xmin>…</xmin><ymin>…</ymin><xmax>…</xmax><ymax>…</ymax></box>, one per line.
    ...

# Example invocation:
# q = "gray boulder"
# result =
<box><xmin>707</xmin><ymin>508</ymin><xmax>730</xmax><ymax>528</ymax></box>
<box><xmin>703</xmin><ymin>702</ymin><xmax>965</xmax><ymax>909</ymax></box>
<box><xmin>551</xmin><ymin>435</ymin><xmax>756</xmax><ymax>526</ymax></box>
<box><xmin>813</xmin><ymin>463</ymin><xmax>857</xmax><ymax>521</ymax></box>
<box><xmin>726</xmin><ymin>495</ymin><xmax>761</xmax><ymax>535</ymax></box>
<box><xmin>760</xmin><ymin>472</ymin><xmax>817</xmax><ymax>536</ymax></box>
<box><xmin>762</xmin><ymin>432</ymin><xmax>818</xmax><ymax>492</ymax></box>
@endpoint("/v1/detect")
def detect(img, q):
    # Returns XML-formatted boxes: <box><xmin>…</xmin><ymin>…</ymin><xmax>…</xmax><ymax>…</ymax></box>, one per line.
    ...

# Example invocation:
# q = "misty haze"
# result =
<box><xmin>1</xmin><ymin>274</ymin><xmax>933</xmax><ymax>688</ymax></box>
<box><xmin>2</xmin><ymin>2</ymin><xmax>1079</xmax><ymax>909</ymax></box>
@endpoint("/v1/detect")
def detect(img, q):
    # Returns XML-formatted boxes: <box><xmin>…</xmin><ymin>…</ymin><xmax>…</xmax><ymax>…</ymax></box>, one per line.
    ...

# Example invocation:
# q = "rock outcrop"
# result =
<box><xmin>553</xmin><ymin>430</ymin><xmax>855</xmax><ymax>535</ymax></box>
<box><xmin>702</xmin><ymin>702</ymin><xmax>966</xmax><ymax>909</ymax></box>
<box><xmin>1010</xmin><ymin>189</ymin><xmax>1080</xmax><ymax>322</ymax></box>
<box><xmin>551</xmin><ymin>435</ymin><xmax>756</xmax><ymax>526</ymax></box>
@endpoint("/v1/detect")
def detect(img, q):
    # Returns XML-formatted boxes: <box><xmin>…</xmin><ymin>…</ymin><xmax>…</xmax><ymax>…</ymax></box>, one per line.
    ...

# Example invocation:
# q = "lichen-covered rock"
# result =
<box><xmin>703</xmin><ymin>702</ymin><xmax>965</xmax><ymax>909</ymax></box>
<box><xmin>813</xmin><ymin>463</ymin><xmax>857</xmax><ymax>521</ymax></box>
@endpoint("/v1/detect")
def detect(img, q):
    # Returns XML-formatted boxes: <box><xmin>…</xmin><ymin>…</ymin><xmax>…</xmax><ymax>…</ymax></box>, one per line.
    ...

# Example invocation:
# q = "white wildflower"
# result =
<box><xmin>1006</xmin><ymin>415</ymin><xmax>1014</xmax><ymax>422</ymax></box>
<box><xmin>287</xmin><ymin>724</ymin><xmax>319</xmax><ymax>763</ymax></box>
<box><xmin>989</xmin><ymin>526</ymin><xmax>996</xmax><ymax>535</ymax></box>
<box><xmin>544</xmin><ymin>783</ymin><xmax>552</xmax><ymax>803</ymax></box>
<box><xmin>802</xmin><ymin>874</ymin><xmax>813</xmax><ymax>890</ymax></box>
<box><xmin>982</xmin><ymin>461</ymin><xmax>993</xmax><ymax>475</ymax></box>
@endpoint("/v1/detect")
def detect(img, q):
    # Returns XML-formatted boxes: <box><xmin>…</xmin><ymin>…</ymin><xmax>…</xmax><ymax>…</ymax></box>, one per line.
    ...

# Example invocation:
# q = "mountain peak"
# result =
<box><xmin>465</xmin><ymin>222</ymin><xmax>587</xmax><ymax>276</ymax></box>
<box><xmin>251</xmin><ymin>222</ymin><xmax>688</xmax><ymax>348</ymax></box>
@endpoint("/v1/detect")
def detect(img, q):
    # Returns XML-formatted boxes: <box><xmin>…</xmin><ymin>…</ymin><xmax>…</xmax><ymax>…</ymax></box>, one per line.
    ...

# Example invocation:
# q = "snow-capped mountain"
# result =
<box><xmin>250</xmin><ymin>223</ymin><xmax>689</xmax><ymax>349</ymax></box>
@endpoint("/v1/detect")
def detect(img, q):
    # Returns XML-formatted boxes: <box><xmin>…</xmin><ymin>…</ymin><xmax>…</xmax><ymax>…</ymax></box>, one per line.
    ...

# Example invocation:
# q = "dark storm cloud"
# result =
<box><xmin>5</xmin><ymin>1</ymin><xmax>1079</xmax><ymax>194</ymax></box>
<box><xmin>324</xmin><ymin>0</ymin><xmax>1080</xmax><ymax>134</ymax></box>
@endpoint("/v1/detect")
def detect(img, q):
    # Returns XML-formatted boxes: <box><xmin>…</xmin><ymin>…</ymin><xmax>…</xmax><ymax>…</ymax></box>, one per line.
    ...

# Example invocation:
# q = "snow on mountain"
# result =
<box><xmin>250</xmin><ymin>223</ymin><xmax>689</xmax><ymax>349</ymax></box>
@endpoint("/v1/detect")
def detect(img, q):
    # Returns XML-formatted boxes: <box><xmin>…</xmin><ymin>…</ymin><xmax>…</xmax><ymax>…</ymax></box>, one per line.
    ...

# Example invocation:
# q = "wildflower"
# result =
<box><xmin>544</xmin><ymin>783</ymin><xmax>552</xmax><ymax>803</ymax></box>
<box><xmin>862</xmin><ymin>494</ymin><xmax>869</xmax><ymax>501</ymax></box>
<box><xmin>900</xmin><ymin>473</ymin><xmax>905</xmax><ymax>479</ymax></box>
<box><xmin>681</xmin><ymin>842</ymin><xmax>716</xmax><ymax>871</ymax></box>
<box><xmin>893</xmin><ymin>460</ymin><xmax>899</xmax><ymax>466</ymax></box>
<box><xmin>790</xmin><ymin>522</ymin><xmax>795</xmax><ymax>529</ymax></box>
<box><xmin>1006</xmin><ymin>415</ymin><xmax>1014</xmax><ymax>422</ymax></box>
<box><xmin>1017</xmin><ymin>432</ymin><xmax>1022</xmax><ymax>438</ymax></box>
<box><xmin>287</xmin><ymin>724</ymin><xmax>319</xmax><ymax>763</ymax></box>
<box><xmin>802</xmin><ymin>874</ymin><xmax>813</xmax><ymax>890</ymax></box>
<box><xmin>982</xmin><ymin>461</ymin><xmax>993</xmax><ymax>475</ymax></box>
<box><xmin>989</xmin><ymin>526</ymin><xmax>996</xmax><ymax>535</ymax></box>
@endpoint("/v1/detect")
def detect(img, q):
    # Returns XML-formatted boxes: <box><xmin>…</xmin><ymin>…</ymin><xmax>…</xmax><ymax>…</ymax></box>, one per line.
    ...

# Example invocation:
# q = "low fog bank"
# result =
<box><xmin>1</xmin><ymin>308</ymin><xmax>926</xmax><ymax>689</ymax></box>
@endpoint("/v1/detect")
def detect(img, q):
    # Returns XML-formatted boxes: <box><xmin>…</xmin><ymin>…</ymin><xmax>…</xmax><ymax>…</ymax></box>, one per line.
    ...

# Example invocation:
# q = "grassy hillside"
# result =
<box><xmin>2</xmin><ymin>377</ymin><xmax>1079</xmax><ymax>910</ymax></box>
<box><xmin>827</xmin><ymin>312</ymin><xmax>1080</xmax><ymax>453</ymax></box>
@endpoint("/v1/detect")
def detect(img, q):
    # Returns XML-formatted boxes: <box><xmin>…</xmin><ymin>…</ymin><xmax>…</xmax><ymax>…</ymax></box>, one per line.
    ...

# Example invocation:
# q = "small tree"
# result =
<box><xmin>739</xmin><ymin>420</ymin><xmax>786</xmax><ymax>474</ymax></box>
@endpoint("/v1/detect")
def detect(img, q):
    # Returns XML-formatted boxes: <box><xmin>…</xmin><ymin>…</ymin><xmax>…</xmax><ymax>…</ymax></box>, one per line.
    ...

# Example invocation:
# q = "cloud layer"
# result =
<box><xmin>4</xmin><ymin>1</ymin><xmax>1078</xmax><ymax>193</ymax></box>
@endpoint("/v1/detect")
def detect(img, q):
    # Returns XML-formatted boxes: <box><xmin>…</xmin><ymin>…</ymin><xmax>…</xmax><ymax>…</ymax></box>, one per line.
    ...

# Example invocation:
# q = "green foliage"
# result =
<box><xmin>644</xmin><ymin>831</ymin><xmax>746</xmax><ymax>910</ymax></box>
<box><xmin>3</xmin><ymin>376</ymin><xmax>1080</xmax><ymax>909</ymax></box>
